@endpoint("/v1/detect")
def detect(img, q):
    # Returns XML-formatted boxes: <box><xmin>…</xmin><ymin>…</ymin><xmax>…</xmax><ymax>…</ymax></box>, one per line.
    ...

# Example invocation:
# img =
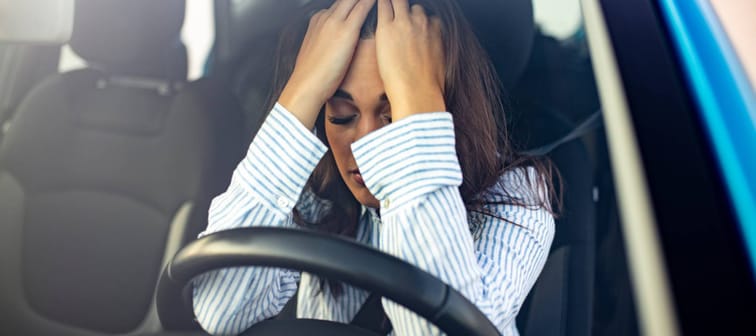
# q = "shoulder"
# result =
<box><xmin>469</xmin><ymin>167</ymin><xmax>555</xmax><ymax>234</ymax></box>
<box><xmin>482</xmin><ymin>167</ymin><xmax>551</xmax><ymax>207</ymax></box>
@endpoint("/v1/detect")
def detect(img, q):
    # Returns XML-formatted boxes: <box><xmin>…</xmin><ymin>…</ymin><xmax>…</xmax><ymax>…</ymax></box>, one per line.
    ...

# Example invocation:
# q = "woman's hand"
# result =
<box><xmin>279</xmin><ymin>0</ymin><xmax>376</xmax><ymax>129</ymax></box>
<box><xmin>376</xmin><ymin>0</ymin><xmax>446</xmax><ymax>121</ymax></box>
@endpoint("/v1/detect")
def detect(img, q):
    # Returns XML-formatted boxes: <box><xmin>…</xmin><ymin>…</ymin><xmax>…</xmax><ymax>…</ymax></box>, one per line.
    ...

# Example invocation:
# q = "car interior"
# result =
<box><xmin>0</xmin><ymin>0</ymin><xmax>638</xmax><ymax>335</ymax></box>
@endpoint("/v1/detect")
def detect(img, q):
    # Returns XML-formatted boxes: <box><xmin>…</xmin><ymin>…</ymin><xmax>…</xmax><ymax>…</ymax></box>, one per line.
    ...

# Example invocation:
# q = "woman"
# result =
<box><xmin>193</xmin><ymin>0</ymin><xmax>558</xmax><ymax>335</ymax></box>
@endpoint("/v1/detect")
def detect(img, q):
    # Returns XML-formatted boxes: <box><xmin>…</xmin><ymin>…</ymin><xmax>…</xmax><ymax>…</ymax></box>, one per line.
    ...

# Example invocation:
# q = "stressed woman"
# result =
<box><xmin>192</xmin><ymin>0</ymin><xmax>557</xmax><ymax>335</ymax></box>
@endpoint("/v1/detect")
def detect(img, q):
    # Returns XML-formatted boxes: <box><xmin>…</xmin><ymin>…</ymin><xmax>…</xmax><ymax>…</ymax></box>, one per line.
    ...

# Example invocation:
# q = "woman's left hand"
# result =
<box><xmin>376</xmin><ymin>0</ymin><xmax>446</xmax><ymax>121</ymax></box>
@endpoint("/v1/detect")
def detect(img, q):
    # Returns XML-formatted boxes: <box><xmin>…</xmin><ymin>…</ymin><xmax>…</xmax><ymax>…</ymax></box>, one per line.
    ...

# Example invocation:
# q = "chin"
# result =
<box><xmin>352</xmin><ymin>188</ymin><xmax>380</xmax><ymax>209</ymax></box>
<box><xmin>360</xmin><ymin>198</ymin><xmax>380</xmax><ymax>209</ymax></box>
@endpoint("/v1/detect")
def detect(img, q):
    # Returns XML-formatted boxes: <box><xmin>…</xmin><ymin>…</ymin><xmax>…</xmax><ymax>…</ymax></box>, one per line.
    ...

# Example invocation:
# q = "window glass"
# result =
<box><xmin>182</xmin><ymin>0</ymin><xmax>215</xmax><ymax>80</ymax></box>
<box><xmin>58</xmin><ymin>44</ymin><xmax>86</xmax><ymax>73</ymax></box>
<box><xmin>532</xmin><ymin>0</ymin><xmax>582</xmax><ymax>39</ymax></box>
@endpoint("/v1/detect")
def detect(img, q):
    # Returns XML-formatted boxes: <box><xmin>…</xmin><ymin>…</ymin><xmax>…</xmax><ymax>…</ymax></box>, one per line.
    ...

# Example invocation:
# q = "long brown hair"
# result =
<box><xmin>265</xmin><ymin>0</ymin><xmax>561</xmax><ymax>293</ymax></box>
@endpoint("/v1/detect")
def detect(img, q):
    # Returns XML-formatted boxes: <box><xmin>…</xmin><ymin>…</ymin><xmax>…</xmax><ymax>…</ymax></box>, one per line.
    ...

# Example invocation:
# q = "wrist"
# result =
<box><xmin>389</xmin><ymin>89</ymin><xmax>446</xmax><ymax>121</ymax></box>
<box><xmin>279</xmin><ymin>81</ymin><xmax>326</xmax><ymax>129</ymax></box>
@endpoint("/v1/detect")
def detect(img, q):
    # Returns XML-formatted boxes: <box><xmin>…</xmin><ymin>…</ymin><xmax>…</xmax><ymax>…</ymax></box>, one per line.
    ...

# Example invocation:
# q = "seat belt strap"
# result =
<box><xmin>277</xmin><ymin>289</ymin><xmax>393</xmax><ymax>335</ymax></box>
<box><xmin>523</xmin><ymin>111</ymin><xmax>603</xmax><ymax>156</ymax></box>
<box><xmin>275</xmin><ymin>287</ymin><xmax>299</xmax><ymax>320</ymax></box>
<box><xmin>350</xmin><ymin>293</ymin><xmax>393</xmax><ymax>335</ymax></box>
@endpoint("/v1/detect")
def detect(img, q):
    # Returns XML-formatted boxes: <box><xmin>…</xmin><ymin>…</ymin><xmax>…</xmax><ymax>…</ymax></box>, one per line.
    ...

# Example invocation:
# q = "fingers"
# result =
<box><xmin>346</xmin><ymin>0</ymin><xmax>377</xmax><ymax>26</ymax></box>
<box><xmin>410</xmin><ymin>3</ymin><xmax>426</xmax><ymax>22</ymax></box>
<box><xmin>377</xmin><ymin>0</ymin><xmax>394</xmax><ymax>23</ymax></box>
<box><xmin>380</xmin><ymin>1</ymin><xmax>429</xmax><ymax>23</ymax></box>
<box><xmin>309</xmin><ymin>8</ymin><xmax>327</xmax><ymax>25</ymax></box>
<box><xmin>391</xmin><ymin>0</ymin><xmax>411</xmax><ymax>19</ymax></box>
<box><xmin>329</xmin><ymin>0</ymin><xmax>360</xmax><ymax>20</ymax></box>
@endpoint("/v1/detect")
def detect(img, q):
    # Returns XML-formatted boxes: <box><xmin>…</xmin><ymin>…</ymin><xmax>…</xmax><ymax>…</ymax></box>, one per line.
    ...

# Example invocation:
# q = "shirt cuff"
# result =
<box><xmin>234</xmin><ymin>103</ymin><xmax>328</xmax><ymax>215</ymax></box>
<box><xmin>351</xmin><ymin>112</ymin><xmax>463</xmax><ymax>212</ymax></box>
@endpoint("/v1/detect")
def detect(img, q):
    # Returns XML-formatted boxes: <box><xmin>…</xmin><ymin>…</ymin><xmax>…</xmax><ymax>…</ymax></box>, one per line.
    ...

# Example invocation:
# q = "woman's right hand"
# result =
<box><xmin>279</xmin><ymin>0</ymin><xmax>376</xmax><ymax>129</ymax></box>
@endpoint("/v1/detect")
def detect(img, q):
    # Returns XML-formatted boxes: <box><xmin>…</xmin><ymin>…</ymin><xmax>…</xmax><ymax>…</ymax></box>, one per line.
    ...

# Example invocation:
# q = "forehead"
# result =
<box><xmin>338</xmin><ymin>39</ymin><xmax>384</xmax><ymax>99</ymax></box>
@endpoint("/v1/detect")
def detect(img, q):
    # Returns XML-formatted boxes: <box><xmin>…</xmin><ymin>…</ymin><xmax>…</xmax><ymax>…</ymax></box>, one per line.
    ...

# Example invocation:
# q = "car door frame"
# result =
<box><xmin>582</xmin><ymin>0</ymin><xmax>756</xmax><ymax>334</ymax></box>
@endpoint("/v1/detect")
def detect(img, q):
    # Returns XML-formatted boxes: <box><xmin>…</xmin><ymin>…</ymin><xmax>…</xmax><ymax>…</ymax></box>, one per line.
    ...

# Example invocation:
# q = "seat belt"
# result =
<box><xmin>523</xmin><ymin>111</ymin><xmax>603</xmax><ymax>156</ymax></box>
<box><xmin>276</xmin><ymin>289</ymin><xmax>393</xmax><ymax>334</ymax></box>
<box><xmin>350</xmin><ymin>293</ymin><xmax>393</xmax><ymax>335</ymax></box>
<box><xmin>275</xmin><ymin>287</ymin><xmax>299</xmax><ymax>320</ymax></box>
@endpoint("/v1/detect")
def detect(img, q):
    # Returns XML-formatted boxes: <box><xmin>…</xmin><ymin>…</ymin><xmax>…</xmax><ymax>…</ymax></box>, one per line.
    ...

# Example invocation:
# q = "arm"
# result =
<box><xmin>352</xmin><ymin>113</ymin><xmax>555</xmax><ymax>335</ymax></box>
<box><xmin>192</xmin><ymin>103</ymin><xmax>328</xmax><ymax>335</ymax></box>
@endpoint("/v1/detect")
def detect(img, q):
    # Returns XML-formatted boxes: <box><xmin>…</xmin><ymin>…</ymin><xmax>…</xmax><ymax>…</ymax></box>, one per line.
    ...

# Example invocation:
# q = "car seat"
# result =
<box><xmin>0</xmin><ymin>44</ymin><xmax>61</xmax><ymax>144</ymax></box>
<box><xmin>0</xmin><ymin>0</ymin><xmax>244</xmax><ymax>334</ymax></box>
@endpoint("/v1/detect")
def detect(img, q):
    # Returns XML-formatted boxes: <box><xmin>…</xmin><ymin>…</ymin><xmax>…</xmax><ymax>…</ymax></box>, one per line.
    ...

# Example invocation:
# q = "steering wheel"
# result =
<box><xmin>156</xmin><ymin>227</ymin><xmax>500</xmax><ymax>336</ymax></box>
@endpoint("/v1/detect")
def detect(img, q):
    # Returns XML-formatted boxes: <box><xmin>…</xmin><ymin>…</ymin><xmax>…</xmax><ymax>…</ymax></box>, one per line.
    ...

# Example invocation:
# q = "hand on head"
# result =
<box><xmin>279</xmin><ymin>0</ymin><xmax>376</xmax><ymax>129</ymax></box>
<box><xmin>375</xmin><ymin>0</ymin><xmax>446</xmax><ymax>121</ymax></box>
<box><xmin>279</xmin><ymin>0</ymin><xmax>446</xmax><ymax>129</ymax></box>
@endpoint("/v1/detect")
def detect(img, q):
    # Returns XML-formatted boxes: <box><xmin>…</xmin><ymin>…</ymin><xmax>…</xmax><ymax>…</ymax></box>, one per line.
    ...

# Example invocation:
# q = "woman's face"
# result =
<box><xmin>324</xmin><ymin>39</ymin><xmax>390</xmax><ymax>209</ymax></box>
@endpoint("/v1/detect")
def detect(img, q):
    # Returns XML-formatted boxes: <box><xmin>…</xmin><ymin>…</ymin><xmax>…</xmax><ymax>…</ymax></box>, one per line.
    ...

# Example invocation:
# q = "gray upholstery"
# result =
<box><xmin>523</xmin><ymin>247</ymin><xmax>570</xmax><ymax>335</ymax></box>
<box><xmin>0</xmin><ymin>44</ymin><xmax>60</xmax><ymax>139</ymax></box>
<box><xmin>70</xmin><ymin>0</ymin><xmax>187</xmax><ymax>80</ymax></box>
<box><xmin>518</xmin><ymin>138</ymin><xmax>596</xmax><ymax>336</ymax></box>
<box><xmin>0</xmin><ymin>0</ymin><xmax>244</xmax><ymax>334</ymax></box>
<box><xmin>0</xmin><ymin>68</ymin><xmax>243</xmax><ymax>335</ymax></box>
<box><xmin>456</xmin><ymin>0</ymin><xmax>534</xmax><ymax>89</ymax></box>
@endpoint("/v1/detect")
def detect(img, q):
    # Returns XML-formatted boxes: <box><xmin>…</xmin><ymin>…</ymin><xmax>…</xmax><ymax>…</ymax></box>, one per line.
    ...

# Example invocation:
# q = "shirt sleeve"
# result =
<box><xmin>351</xmin><ymin>112</ymin><xmax>555</xmax><ymax>335</ymax></box>
<box><xmin>192</xmin><ymin>103</ymin><xmax>328</xmax><ymax>335</ymax></box>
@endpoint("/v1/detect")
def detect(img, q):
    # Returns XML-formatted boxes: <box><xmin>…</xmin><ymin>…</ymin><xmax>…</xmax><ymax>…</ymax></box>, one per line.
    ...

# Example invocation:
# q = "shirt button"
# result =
<box><xmin>382</xmin><ymin>198</ymin><xmax>390</xmax><ymax>209</ymax></box>
<box><xmin>277</xmin><ymin>196</ymin><xmax>290</xmax><ymax>208</ymax></box>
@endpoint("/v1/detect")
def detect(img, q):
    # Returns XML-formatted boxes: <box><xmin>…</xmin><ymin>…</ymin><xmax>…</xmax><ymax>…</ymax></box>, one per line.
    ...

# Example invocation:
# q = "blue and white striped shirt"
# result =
<box><xmin>192</xmin><ymin>103</ymin><xmax>555</xmax><ymax>335</ymax></box>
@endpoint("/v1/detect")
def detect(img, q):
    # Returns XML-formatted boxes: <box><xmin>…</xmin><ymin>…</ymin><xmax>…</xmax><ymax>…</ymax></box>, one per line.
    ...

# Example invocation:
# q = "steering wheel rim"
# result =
<box><xmin>156</xmin><ymin>227</ymin><xmax>500</xmax><ymax>336</ymax></box>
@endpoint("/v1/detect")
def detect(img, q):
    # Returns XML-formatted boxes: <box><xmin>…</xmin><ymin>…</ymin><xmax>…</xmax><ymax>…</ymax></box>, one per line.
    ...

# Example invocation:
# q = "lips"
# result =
<box><xmin>349</xmin><ymin>169</ymin><xmax>365</xmax><ymax>186</ymax></box>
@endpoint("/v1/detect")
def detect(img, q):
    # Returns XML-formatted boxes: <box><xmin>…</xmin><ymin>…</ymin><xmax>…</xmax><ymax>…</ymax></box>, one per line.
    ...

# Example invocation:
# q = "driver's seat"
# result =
<box><xmin>0</xmin><ymin>0</ymin><xmax>242</xmax><ymax>335</ymax></box>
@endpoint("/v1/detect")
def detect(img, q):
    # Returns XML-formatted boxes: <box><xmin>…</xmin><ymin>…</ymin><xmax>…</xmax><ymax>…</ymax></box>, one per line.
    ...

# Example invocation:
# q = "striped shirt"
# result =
<box><xmin>192</xmin><ymin>103</ymin><xmax>555</xmax><ymax>335</ymax></box>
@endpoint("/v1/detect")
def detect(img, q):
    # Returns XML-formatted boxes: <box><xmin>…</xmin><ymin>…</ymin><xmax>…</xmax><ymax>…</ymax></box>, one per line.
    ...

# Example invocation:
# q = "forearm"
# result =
<box><xmin>192</xmin><ymin>103</ymin><xmax>327</xmax><ymax>334</ymax></box>
<box><xmin>379</xmin><ymin>186</ymin><xmax>482</xmax><ymax>335</ymax></box>
<box><xmin>352</xmin><ymin>112</ymin><xmax>480</xmax><ymax>334</ymax></box>
<box><xmin>352</xmin><ymin>112</ymin><xmax>556</xmax><ymax>335</ymax></box>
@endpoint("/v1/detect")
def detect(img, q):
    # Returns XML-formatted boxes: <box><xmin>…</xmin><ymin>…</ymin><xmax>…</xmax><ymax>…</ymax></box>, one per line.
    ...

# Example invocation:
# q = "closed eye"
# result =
<box><xmin>327</xmin><ymin>115</ymin><xmax>356</xmax><ymax>125</ymax></box>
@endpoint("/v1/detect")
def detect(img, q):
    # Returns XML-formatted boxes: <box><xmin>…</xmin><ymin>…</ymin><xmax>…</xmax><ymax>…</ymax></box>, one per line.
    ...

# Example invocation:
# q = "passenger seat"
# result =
<box><xmin>0</xmin><ymin>0</ymin><xmax>243</xmax><ymax>334</ymax></box>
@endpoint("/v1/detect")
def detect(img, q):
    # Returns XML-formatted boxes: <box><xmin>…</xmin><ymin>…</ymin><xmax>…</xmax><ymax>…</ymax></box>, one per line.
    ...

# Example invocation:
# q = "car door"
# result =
<box><xmin>582</xmin><ymin>0</ymin><xmax>756</xmax><ymax>334</ymax></box>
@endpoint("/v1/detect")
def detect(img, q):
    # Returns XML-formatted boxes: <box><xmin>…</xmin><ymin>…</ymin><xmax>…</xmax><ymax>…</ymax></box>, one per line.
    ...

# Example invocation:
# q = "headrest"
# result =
<box><xmin>456</xmin><ymin>0</ymin><xmax>534</xmax><ymax>89</ymax></box>
<box><xmin>70</xmin><ymin>0</ymin><xmax>187</xmax><ymax>81</ymax></box>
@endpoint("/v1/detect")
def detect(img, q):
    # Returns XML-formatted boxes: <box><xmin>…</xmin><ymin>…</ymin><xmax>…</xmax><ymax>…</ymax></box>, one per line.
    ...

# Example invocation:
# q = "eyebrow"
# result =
<box><xmin>332</xmin><ymin>89</ymin><xmax>388</xmax><ymax>102</ymax></box>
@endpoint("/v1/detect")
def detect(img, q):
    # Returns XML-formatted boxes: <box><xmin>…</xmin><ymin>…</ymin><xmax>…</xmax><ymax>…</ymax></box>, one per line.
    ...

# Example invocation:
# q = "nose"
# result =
<box><xmin>353</xmin><ymin>114</ymin><xmax>384</xmax><ymax>143</ymax></box>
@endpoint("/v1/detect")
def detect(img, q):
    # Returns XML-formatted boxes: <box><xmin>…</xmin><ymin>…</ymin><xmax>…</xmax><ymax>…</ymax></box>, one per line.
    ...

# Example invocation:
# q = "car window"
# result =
<box><xmin>58</xmin><ymin>0</ymin><xmax>215</xmax><ymax>80</ymax></box>
<box><xmin>58</xmin><ymin>44</ymin><xmax>85</xmax><ymax>72</ymax></box>
<box><xmin>182</xmin><ymin>0</ymin><xmax>214</xmax><ymax>80</ymax></box>
<box><xmin>533</xmin><ymin>0</ymin><xmax>582</xmax><ymax>39</ymax></box>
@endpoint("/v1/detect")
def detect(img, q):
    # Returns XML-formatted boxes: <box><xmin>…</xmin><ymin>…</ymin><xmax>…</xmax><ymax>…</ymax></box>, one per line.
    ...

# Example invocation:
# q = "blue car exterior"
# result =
<box><xmin>658</xmin><ymin>0</ymin><xmax>756</xmax><ymax>275</ymax></box>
